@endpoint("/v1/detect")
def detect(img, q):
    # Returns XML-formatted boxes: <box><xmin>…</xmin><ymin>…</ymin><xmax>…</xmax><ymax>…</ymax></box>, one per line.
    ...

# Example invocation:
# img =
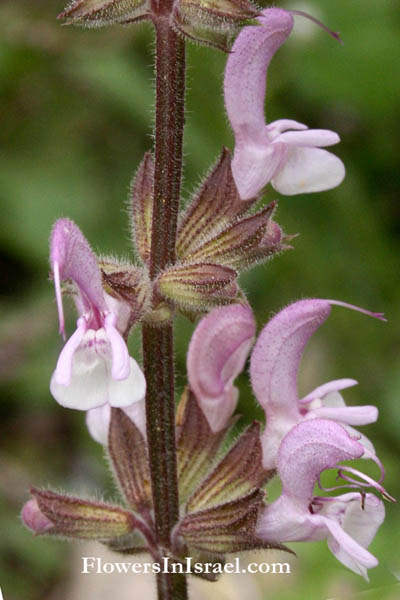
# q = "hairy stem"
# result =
<box><xmin>142</xmin><ymin>12</ymin><xmax>187</xmax><ymax>600</ymax></box>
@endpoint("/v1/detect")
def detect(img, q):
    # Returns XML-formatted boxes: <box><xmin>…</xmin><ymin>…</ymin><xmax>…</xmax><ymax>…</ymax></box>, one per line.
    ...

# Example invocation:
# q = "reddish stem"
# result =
<box><xmin>142</xmin><ymin>11</ymin><xmax>188</xmax><ymax>600</ymax></box>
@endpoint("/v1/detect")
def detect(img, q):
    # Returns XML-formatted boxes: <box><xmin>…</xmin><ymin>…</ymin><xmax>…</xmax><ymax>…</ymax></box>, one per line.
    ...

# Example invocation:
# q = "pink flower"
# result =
<box><xmin>224</xmin><ymin>8</ymin><xmax>345</xmax><ymax>199</ymax></box>
<box><xmin>187</xmin><ymin>304</ymin><xmax>256</xmax><ymax>432</ymax></box>
<box><xmin>21</xmin><ymin>499</ymin><xmax>54</xmax><ymax>534</ymax></box>
<box><xmin>49</xmin><ymin>219</ymin><xmax>146</xmax><ymax>442</ymax></box>
<box><xmin>256</xmin><ymin>419</ymin><xmax>387</xmax><ymax>580</ymax></box>
<box><xmin>250</xmin><ymin>299</ymin><xmax>384</xmax><ymax>469</ymax></box>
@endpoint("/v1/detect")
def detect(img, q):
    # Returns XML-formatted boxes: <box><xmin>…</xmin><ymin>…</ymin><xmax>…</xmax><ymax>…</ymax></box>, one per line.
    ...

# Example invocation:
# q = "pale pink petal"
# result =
<box><xmin>53</xmin><ymin>317</ymin><xmax>87</xmax><ymax>386</ymax></box>
<box><xmin>50</xmin><ymin>337</ymin><xmax>110</xmax><ymax>410</ymax></box>
<box><xmin>86</xmin><ymin>398</ymin><xmax>146</xmax><ymax>445</ymax></box>
<box><xmin>221</xmin><ymin>336</ymin><xmax>254</xmax><ymax>386</ymax></box>
<box><xmin>52</xmin><ymin>324</ymin><xmax>144</xmax><ymax>412</ymax></box>
<box><xmin>321</xmin><ymin>515</ymin><xmax>379</xmax><ymax>578</ymax></box>
<box><xmin>301</xmin><ymin>379</ymin><xmax>358</xmax><ymax>403</ymax></box>
<box><xmin>260</xmin><ymin>416</ymin><xmax>297</xmax><ymax>470</ymax></box>
<box><xmin>86</xmin><ymin>403</ymin><xmax>111</xmax><ymax>445</ymax></box>
<box><xmin>250</xmin><ymin>299</ymin><xmax>331</xmax><ymax>418</ymax></box>
<box><xmin>123</xmin><ymin>399</ymin><xmax>147</xmax><ymax>439</ymax></box>
<box><xmin>50</xmin><ymin>218</ymin><xmax>107</xmax><ymax>313</ymax></box>
<box><xmin>266</xmin><ymin>119</ymin><xmax>308</xmax><ymax>137</ymax></box>
<box><xmin>199</xmin><ymin>387</ymin><xmax>239</xmax><ymax>434</ymax></box>
<box><xmin>256</xmin><ymin>494</ymin><xmax>319</xmax><ymax>543</ymax></box>
<box><xmin>343</xmin><ymin>425</ymin><xmax>376</xmax><ymax>455</ymax></box>
<box><xmin>187</xmin><ymin>304</ymin><xmax>255</xmax><ymax>432</ymax></box>
<box><xmin>274</xmin><ymin>129</ymin><xmax>340</xmax><ymax>147</ymax></box>
<box><xmin>231</xmin><ymin>140</ymin><xmax>286</xmax><ymax>200</ymax></box>
<box><xmin>188</xmin><ymin>304</ymin><xmax>255</xmax><ymax>399</ymax></box>
<box><xmin>308</xmin><ymin>404</ymin><xmax>378</xmax><ymax>426</ymax></box>
<box><xmin>104</xmin><ymin>291</ymin><xmax>131</xmax><ymax>335</ymax></box>
<box><xmin>271</xmin><ymin>146</ymin><xmax>345</xmax><ymax>195</ymax></box>
<box><xmin>277</xmin><ymin>420</ymin><xmax>364</xmax><ymax>506</ymax></box>
<box><xmin>224</xmin><ymin>9</ymin><xmax>294</xmax><ymax>141</ymax></box>
<box><xmin>104</xmin><ymin>313</ymin><xmax>130</xmax><ymax>380</ymax></box>
<box><xmin>108</xmin><ymin>357</ymin><xmax>146</xmax><ymax>408</ymax></box>
<box><xmin>340</xmin><ymin>494</ymin><xmax>385</xmax><ymax>550</ymax></box>
<box><xmin>319</xmin><ymin>390</ymin><xmax>347</xmax><ymax>407</ymax></box>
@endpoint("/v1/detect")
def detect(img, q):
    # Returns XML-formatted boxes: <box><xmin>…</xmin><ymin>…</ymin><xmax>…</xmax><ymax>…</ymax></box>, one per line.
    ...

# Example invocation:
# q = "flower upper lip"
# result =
<box><xmin>249</xmin><ymin>298</ymin><xmax>384</xmax><ymax>469</ymax></box>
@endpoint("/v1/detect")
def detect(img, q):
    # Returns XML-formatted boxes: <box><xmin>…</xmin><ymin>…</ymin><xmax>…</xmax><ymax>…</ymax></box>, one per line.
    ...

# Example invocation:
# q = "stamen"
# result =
<box><xmin>338</xmin><ymin>466</ymin><xmax>396</xmax><ymax>503</ymax></box>
<box><xmin>317</xmin><ymin>474</ymin><xmax>347</xmax><ymax>493</ymax></box>
<box><xmin>325</xmin><ymin>299</ymin><xmax>387</xmax><ymax>322</ymax></box>
<box><xmin>290</xmin><ymin>10</ymin><xmax>343</xmax><ymax>45</ymax></box>
<box><xmin>53</xmin><ymin>262</ymin><xmax>66</xmax><ymax>341</ymax></box>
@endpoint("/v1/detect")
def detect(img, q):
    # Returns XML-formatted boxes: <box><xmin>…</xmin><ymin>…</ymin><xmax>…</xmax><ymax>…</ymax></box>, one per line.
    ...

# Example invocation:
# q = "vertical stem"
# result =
<box><xmin>148</xmin><ymin>16</ymin><xmax>185</xmax><ymax>277</ymax></box>
<box><xmin>142</xmin><ymin>12</ymin><xmax>187</xmax><ymax>600</ymax></box>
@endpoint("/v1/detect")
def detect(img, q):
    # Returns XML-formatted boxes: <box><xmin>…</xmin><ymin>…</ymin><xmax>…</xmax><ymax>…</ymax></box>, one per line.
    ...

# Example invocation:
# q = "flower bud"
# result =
<box><xmin>22</xmin><ymin>499</ymin><xmax>54</xmax><ymax>534</ymax></box>
<box><xmin>26</xmin><ymin>488</ymin><xmax>138</xmax><ymax>541</ymax></box>
<box><xmin>157</xmin><ymin>262</ymin><xmax>238</xmax><ymax>311</ymax></box>
<box><xmin>172</xmin><ymin>0</ymin><xmax>258</xmax><ymax>50</ymax></box>
<box><xmin>182</xmin><ymin>202</ymin><xmax>284</xmax><ymax>271</ymax></box>
<box><xmin>101</xmin><ymin>260</ymin><xmax>152</xmax><ymax>324</ymax></box>
<box><xmin>59</xmin><ymin>0</ymin><xmax>151</xmax><ymax>28</ymax></box>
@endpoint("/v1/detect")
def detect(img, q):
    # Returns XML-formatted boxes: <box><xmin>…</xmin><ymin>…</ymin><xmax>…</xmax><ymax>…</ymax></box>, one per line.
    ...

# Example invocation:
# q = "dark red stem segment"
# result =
<box><xmin>142</xmin><ymin>12</ymin><xmax>187</xmax><ymax>600</ymax></box>
<box><xmin>149</xmin><ymin>14</ymin><xmax>185</xmax><ymax>277</ymax></box>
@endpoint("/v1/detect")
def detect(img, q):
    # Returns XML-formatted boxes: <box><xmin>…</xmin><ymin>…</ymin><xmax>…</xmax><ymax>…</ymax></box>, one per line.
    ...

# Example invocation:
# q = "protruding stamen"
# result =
<box><xmin>325</xmin><ymin>299</ymin><xmax>387</xmax><ymax>322</ymax></box>
<box><xmin>338</xmin><ymin>466</ymin><xmax>396</xmax><ymax>503</ymax></box>
<box><xmin>290</xmin><ymin>9</ymin><xmax>343</xmax><ymax>45</ymax></box>
<box><xmin>53</xmin><ymin>261</ymin><xmax>66</xmax><ymax>341</ymax></box>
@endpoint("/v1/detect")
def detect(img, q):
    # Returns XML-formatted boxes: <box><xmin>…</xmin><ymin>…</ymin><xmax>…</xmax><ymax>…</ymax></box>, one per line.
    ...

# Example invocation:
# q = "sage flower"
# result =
<box><xmin>257</xmin><ymin>419</ymin><xmax>387</xmax><ymax>580</ymax></box>
<box><xmin>224</xmin><ymin>7</ymin><xmax>345</xmax><ymax>199</ymax></box>
<box><xmin>187</xmin><ymin>303</ymin><xmax>256</xmax><ymax>432</ymax></box>
<box><xmin>250</xmin><ymin>298</ymin><xmax>383</xmax><ymax>469</ymax></box>
<box><xmin>49</xmin><ymin>219</ymin><xmax>146</xmax><ymax>430</ymax></box>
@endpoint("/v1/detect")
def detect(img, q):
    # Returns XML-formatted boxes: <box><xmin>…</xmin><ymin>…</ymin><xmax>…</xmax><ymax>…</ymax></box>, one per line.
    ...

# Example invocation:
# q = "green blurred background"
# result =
<box><xmin>0</xmin><ymin>0</ymin><xmax>399</xmax><ymax>599</ymax></box>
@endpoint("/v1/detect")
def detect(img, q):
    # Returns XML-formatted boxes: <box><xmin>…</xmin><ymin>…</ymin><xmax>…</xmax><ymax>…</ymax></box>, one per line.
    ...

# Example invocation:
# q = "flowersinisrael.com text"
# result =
<box><xmin>81</xmin><ymin>557</ymin><xmax>291</xmax><ymax>576</ymax></box>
